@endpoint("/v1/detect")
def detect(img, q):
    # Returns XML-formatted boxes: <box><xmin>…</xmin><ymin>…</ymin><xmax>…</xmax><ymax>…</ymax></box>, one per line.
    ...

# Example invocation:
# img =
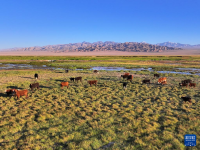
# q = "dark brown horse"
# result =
<box><xmin>75</xmin><ymin>77</ymin><xmax>82</xmax><ymax>83</ymax></box>
<box><xmin>88</xmin><ymin>80</ymin><xmax>97</xmax><ymax>86</ymax></box>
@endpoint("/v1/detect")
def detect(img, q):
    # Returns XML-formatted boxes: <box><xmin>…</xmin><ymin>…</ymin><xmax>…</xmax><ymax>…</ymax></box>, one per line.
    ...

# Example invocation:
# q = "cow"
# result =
<box><xmin>158</xmin><ymin>77</ymin><xmax>167</xmax><ymax>84</ymax></box>
<box><xmin>181</xmin><ymin>79</ymin><xmax>192</xmax><ymax>84</ymax></box>
<box><xmin>123</xmin><ymin>82</ymin><xmax>128</xmax><ymax>89</ymax></box>
<box><xmin>154</xmin><ymin>74</ymin><xmax>160</xmax><ymax>78</ymax></box>
<box><xmin>161</xmin><ymin>81</ymin><xmax>167</xmax><ymax>85</ymax></box>
<box><xmin>127</xmin><ymin>75</ymin><xmax>133</xmax><ymax>82</ymax></box>
<box><xmin>142</xmin><ymin>79</ymin><xmax>150</xmax><ymax>84</ymax></box>
<box><xmin>88</xmin><ymin>80</ymin><xmax>97</xmax><ymax>86</ymax></box>
<box><xmin>75</xmin><ymin>77</ymin><xmax>82</xmax><ymax>83</ymax></box>
<box><xmin>61</xmin><ymin>82</ymin><xmax>69</xmax><ymax>89</ymax></box>
<box><xmin>30</xmin><ymin>83</ymin><xmax>40</xmax><ymax>91</ymax></box>
<box><xmin>65</xmin><ymin>69</ymin><xmax>69</xmax><ymax>73</ymax></box>
<box><xmin>13</xmin><ymin>89</ymin><xmax>28</xmax><ymax>99</ymax></box>
<box><xmin>34</xmin><ymin>73</ymin><xmax>38</xmax><ymax>79</ymax></box>
<box><xmin>93</xmin><ymin>70</ymin><xmax>99</xmax><ymax>74</ymax></box>
<box><xmin>70</xmin><ymin>77</ymin><xmax>75</xmax><ymax>82</ymax></box>
<box><xmin>179</xmin><ymin>83</ymin><xmax>188</xmax><ymax>88</ymax></box>
<box><xmin>181</xmin><ymin>97</ymin><xmax>192</xmax><ymax>103</ymax></box>
<box><xmin>5</xmin><ymin>89</ymin><xmax>16</xmax><ymax>96</ymax></box>
<box><xmin>189</xmin><ymin>83</ymin><xmax>196</xmax><ymax>88</ymax></box>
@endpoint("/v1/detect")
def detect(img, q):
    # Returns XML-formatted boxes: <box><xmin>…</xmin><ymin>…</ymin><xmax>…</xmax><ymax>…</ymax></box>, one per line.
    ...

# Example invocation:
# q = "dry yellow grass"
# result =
<box><xmin>0</xmin><ymin>70</ymin><xmax>199</xmax><ymax>150</ymax></box>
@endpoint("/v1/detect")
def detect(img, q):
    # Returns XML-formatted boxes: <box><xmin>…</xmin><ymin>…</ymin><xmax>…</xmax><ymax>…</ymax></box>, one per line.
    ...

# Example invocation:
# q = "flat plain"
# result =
<box><xmin>0</xmin><ymin>49</ymin><xmax>200</xmax><ymax>56</ymax></box>
<box><xmin>0</xmin><ymin>56</ymin><xmax>199</xmax><ymax>150</ymax></box>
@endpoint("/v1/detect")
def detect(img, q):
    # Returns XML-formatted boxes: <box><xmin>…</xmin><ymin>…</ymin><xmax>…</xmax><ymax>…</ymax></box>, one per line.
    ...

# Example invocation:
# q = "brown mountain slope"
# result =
<box><xmin>13</xmin><ymin>41</ymin><xmax>181</xmax><ymax>52</ymax></box>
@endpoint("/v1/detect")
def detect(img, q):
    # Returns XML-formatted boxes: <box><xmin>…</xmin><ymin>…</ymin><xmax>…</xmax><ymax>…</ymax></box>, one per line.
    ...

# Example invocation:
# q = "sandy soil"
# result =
<box><xmin>0</xmin><ymin>49</ymin><xmax>200</xmax><ymax>56</ymax></box>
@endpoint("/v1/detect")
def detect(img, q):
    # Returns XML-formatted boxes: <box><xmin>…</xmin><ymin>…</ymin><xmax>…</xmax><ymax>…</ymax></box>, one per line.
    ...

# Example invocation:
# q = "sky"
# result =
<box><xmin>0</xmin><ymin>0</ymin><xmax>199</xmax><ymax>49</ymax></box>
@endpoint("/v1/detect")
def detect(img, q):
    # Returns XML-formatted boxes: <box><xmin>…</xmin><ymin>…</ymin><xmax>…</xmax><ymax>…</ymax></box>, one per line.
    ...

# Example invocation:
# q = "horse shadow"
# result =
<box><xmin>6</xmin><ymin>86</ymin><xmax>23</xmax><ymax>89</ymax></box>
<box><xmin>98</xmin><ymin>77</ymin><xmax>111</xmax><ymax>81</ymax></box>
<box><xmin>141</xmin><ymin>82</ymin><xmax>155</xmax><ymax>85</ymax></box>
<box><xmin>0</xmin><ymin>93</ymin><xmax>8</xmax><ymax>97</ymax></box>
<box><xmin>55</xmin><ymin>79</ymin><xmax>66</xmax><ymax>82</ymax></box>
<box><xmin>39</xmin><ymin>85</ymin><xmax>51</xmax><ymax>89</ymax></box>
<box><xmin>21</xmin><ymin>77</ymin><xmax>33</xmax><ymax>79</ymax></box>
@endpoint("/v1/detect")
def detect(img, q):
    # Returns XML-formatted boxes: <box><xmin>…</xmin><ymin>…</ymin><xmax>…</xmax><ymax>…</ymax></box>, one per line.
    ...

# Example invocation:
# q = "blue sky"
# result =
<box><xmin>0</xmin><ymin>0</ymin><xmax>199</xmax><ymax>49</ymax></box>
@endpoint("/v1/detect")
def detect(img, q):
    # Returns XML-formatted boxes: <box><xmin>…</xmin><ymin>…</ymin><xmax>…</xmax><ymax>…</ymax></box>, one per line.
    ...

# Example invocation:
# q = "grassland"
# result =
<box><xmin>0</xmin><ymin>69</ymin><xmax>199</xmax><ymax>150</ymax></box>
<box><xmin>0</xmin><ymin>56</ymin><xmax>191</xmax><ymax>61</ymax></box>
<box><xmin>1</xmin><ymin>56</ymin><xmax>200</xmax><ymax>71</ymax></box>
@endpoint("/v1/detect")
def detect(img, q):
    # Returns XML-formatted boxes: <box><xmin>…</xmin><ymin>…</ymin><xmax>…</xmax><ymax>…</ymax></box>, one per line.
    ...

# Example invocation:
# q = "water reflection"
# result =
<box><xmin>177</xmin><ymin>68</ymin><xmax>200</xmax><ymax>71</ymax></box>
<box><xmin>91</xmin><ymin>66</ymin><xmax>153</xmax><ymax>71</ymax></box>
<box><xmin>157</xmin><ymin>71</ymin><xmax>192</xmax><ymax>75</ymax></box>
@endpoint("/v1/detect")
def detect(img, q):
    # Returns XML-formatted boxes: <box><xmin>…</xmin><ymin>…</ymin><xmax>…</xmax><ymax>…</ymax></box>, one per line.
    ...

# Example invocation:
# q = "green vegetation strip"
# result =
<box><xmin>0</xmin><ymin>70</ymin><xmax>199</xmax><ymax>150</ymax></box>
<box><xmin>1</xmin><ymin>56</ymin><xmax>200</xmax><ymax>70</ymax></box>
<box><xmin>0</xmin><ymin>56</ymin><xmax>198</xmax><ymax>61</ymax></box>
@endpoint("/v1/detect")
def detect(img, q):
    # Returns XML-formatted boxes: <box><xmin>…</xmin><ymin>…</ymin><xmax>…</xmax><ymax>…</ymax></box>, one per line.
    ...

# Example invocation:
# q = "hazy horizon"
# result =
<box><xmin>0</xmin><ymin>0</ymin><xmax>199</xmax><ymax>49</ymax></box>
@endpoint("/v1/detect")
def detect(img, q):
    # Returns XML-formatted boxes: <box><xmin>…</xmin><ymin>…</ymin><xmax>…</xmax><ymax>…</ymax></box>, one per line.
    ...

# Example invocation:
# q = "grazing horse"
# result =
<box><xmin>70</xmin><ymin>77</ymin><xmax>75</xmax><ymax>82</ymax></box>
<box><xmin>61</xmin><ymin>82</ymin><xmax>69</xmax><ymax>89</ymax></box>
<box><xmin>154</xmin><ymin>74</ymin><xmax>160</xmax><ymax>78</ymax></box>
<box><xmin>121</xmin><ymin>73</ymin><xmax>130</xmax><ymax>79</ymax></box>
<box><xmin>161</xmin><ymin>81</ymin><xmax>167</xmax><ymax>85</ymax></box>
<box><xmin>142</xmin><ymin>79</ymin><xmax>150</xmax><ymax>84</ymax></box>
<box><xmin>75</xmin><ymin>77</ymin><xmax>82</xmax><ymax>83</ymax></box>
<box><xmin>34</xmin><ymin>73</ymin><xmax>38</xmax><ymax>79</ymax></box>
<box><xmin>158</xmin><ymin>77</ymin><xmax>167</xmax><ymax>84</ymax></box>
<box><xmin>13</xmin><ymin>89</ymin><xmax>28</xmax><ymax>99</ymax></box>
<box><xmin>179</xmin><ymin>83</ymin><xmax>188</xmax><ymax>88</ymax></box>
<box><xmin>121</xmin><ymin>74</ymin><xmax>129</xmax><ymax>79</ymax></box>
<box><xmin>124</xmin><ymin>73</ymin><xmax>130</xmax><ymax>76</ymax></box>
<box><xmin>123</xmin><ymin>82</ymin><xmax>128</xmax><ymax>89</ymax></box>
<box><xmin>88</xmin><ymin>80</ymin><xmax>98</xmax><ymax>86</ymax></box>
<box><xmin>30</xmin><ymin>83</ymin><xmax>40</xmax><ymax>91</ymax></box>
<box><xmin>65</xmin><ymin>69</ymin><xmax>69</xmax><ymax>73</ymax></box>
<box><xmin>93</xmin><ymin>70</ymin><xmax>99</xmax><ymax>74</ymax></box>
<box><xmin>181</xmin><ymin>97</ymin><xmax>192</xmax><ymax>103</ymax></box>
<box><xmin>5</xmin><ymin>89</ymin><xmax>16</xmax><ymax>96</ymax></box>
<box><xmin>189</xmin><ymin>83</ymin><xmax>196</xmax><ymax>88</ymax></box>
<box><xmin>181</xmin><ymin>79</ymin><xmax>192</xmax><ymax>84</ymax></box>
<box><xmin>127</xmin><ymin>75</ymin><xmax>133</xmax><ymax>82</ymax></box>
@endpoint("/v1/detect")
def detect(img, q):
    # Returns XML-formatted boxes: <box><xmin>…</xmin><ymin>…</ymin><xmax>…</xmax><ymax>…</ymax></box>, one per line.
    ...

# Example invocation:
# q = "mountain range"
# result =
<box><xmin>9</xmin><ymin>41</ymin><xmax>182</xmax><ymax>53</ymax></box>
<box><xmin>156</xmin><ymin>42</ymin><xmax>200</xmax><ymax>48</ymax></box>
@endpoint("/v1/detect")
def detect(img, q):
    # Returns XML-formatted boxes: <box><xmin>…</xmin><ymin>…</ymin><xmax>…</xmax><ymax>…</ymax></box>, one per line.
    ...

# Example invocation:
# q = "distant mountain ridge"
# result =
<box><xmin>8</xmin><ymin>41</ymin><xmax>181</xmax><ymax>53</ymax></box>
<box><xmin>157</xmin><ymin>42</ymin><xmax>200</xmax><ymax>48</ymax></box>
